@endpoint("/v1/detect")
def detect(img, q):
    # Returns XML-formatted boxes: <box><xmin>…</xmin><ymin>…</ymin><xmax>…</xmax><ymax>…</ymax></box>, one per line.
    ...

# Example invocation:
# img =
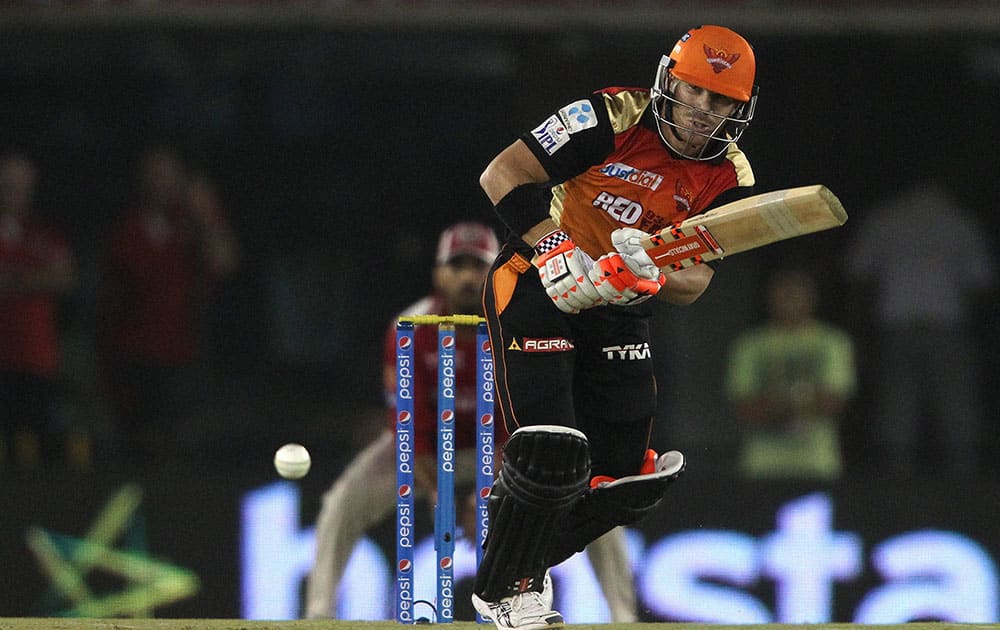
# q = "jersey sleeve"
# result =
<box><xmin>519</xmin><ymin>94</ymin><xmax>616</xmax><ymax>183</ymax></box>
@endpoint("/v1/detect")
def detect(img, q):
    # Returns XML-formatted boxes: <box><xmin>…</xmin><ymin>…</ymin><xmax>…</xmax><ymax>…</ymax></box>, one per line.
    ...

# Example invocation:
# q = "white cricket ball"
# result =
<box><xmin>274</xmin><ymin>443</ymin><xmax>311</xmax><ymax>479</ymax></box>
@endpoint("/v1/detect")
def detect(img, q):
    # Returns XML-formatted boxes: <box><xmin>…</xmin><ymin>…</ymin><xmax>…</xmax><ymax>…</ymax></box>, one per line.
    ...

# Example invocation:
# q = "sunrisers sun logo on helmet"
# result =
<box><xmin>667</xmin><ymin>25</ymin><xmax>756</xmax><ymax>103</ymax></box>
<box><xmin>703</xmin><ymin>44</ymin><xmax>741</xmax><ymax>74</ymax></box>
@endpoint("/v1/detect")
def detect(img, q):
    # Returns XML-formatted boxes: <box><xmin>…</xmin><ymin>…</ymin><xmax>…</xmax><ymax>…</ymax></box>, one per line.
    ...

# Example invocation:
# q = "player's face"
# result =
<box><xmin>768</xmin><ymin>271</ymin><xmax>817</xmax><ymax>324</ymax></box>
<box><xmin>663</xmin><ymin>79</ymin><xmax>740</xmax><ymax>156</ymax></box>
<box><xmin>434</xmin><ymin>255</ymin><xmax>490</xmax><ymax>314</ymax></box>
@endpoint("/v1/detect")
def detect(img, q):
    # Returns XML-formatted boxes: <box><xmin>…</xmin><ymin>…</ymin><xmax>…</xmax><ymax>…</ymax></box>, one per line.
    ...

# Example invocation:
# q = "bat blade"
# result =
<box><xmin>641</xmin><ymin>184</ymin><xmax>848</xmax><ymax>272</ymax></box>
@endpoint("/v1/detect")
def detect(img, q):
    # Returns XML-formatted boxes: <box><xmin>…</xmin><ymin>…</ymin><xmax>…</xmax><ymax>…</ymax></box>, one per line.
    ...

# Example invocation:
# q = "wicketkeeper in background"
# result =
<box><xmin>305</xmin><ymin>222</ymin><xmax>639</xmax><ymax>621</ymax></box>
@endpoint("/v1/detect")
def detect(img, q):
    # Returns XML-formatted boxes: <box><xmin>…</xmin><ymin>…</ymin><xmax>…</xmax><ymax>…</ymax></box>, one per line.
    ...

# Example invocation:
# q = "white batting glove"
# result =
<box><xmin>533</xmin><ymin>230</ymin><xmax>605</xmax><ymax>313</ymax></box>
<box><xmin>589</xmin><ymin>252</ymin><xmax>666</xmax><ymax>306</ymax></box>
<box><xmin>610</xmin><ymin>227</ymin><xmax>662</xmax><ymax>280</ymax></box>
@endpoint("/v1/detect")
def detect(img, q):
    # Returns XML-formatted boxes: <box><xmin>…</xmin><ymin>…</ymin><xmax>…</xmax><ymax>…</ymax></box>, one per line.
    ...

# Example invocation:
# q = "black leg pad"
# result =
<box><xmin>474</xmin><ymin>425</ymin><xmax>590</xmax><ymax>601</ymax></box>
<box><xmin>546</xmin><ymin>450</ymin><xmax>685</xmax><ymax>567</ymax></box>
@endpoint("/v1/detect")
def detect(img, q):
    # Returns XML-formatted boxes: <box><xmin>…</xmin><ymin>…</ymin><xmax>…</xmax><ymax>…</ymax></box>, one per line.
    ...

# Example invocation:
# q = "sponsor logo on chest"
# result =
<box><xmin>598</xmin><ymin>162</ymin><xmax>664</xmax><ymax>191</ymax></box>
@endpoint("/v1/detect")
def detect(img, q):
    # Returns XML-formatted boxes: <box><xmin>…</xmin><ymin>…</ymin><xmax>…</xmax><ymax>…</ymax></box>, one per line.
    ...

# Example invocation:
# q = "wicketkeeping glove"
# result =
<box><xmin>533</xmin><ymin>230</ymin><xmax>605</xmax><ymax>313</ymax></box>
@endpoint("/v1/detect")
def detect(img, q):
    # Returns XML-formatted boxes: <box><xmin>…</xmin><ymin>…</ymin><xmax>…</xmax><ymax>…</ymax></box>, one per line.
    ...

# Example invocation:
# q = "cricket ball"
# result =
<box><xmin>274</xmin><ymin>443</ymin><xmax>311</xmax><ymax>479</ymax></box>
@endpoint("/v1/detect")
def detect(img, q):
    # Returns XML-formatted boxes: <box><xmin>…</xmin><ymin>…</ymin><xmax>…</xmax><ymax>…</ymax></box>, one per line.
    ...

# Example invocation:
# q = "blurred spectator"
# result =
<box><xmin>97</xmin><ymin>147</ymin><xmax>239</xmax><ymax>471</ymax></box>
<box><xmin>845</xmin><ymin>179</ymin><xmax>996</xmax><ymax>479</ymax></box>
<box><xmin>0</xmin><ymin>154</ymin><xmax>78</xmax><ymax>471</ymax></box>
<box><xmin>724</xmin><ymin>269</ymin><xmax>856</xmax><ymax>481</ymax></box>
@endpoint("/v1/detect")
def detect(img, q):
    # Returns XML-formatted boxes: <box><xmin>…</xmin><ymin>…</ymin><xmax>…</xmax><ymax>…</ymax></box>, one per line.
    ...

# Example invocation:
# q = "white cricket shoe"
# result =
<box><xmin>540</xmin><ymin>569</ymin><xmax>553</xmax><ymax>610</ymax></box>
<box><xmin>472</xmin><ymin>585</ymin><xmax>564</xmax><ymax>630</ymax></box>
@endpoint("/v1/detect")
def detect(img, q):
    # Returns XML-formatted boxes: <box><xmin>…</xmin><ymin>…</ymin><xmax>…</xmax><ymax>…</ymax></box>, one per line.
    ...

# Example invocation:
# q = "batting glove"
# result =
<box><xmin>589</xmin><ymin>252</ymin><xmax>666</xmax><ymax>306</ymax></box>
<box><xmin>533</xmin><ymin>229</ymin><xmax>605</xmax><ymax>313</ymax></box>
<box><xmin>610</xmin><ymin>227</ymin><xmax>662</xmax><ymax>281</ymax></box>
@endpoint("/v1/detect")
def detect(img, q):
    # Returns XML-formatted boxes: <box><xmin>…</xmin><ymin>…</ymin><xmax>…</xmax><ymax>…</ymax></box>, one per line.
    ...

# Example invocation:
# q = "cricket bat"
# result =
<box><xmin>641</xmin><ymin>184</ymin><xmax>848</xmax><ymax>272</ymax></box>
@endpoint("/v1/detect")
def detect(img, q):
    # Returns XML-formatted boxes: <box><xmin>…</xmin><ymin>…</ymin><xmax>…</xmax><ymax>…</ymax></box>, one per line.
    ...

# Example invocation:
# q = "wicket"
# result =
<box><xmin>394</xmin><ymin>315</ymin><xmax>495</xmax><ymax>624</ymax></box>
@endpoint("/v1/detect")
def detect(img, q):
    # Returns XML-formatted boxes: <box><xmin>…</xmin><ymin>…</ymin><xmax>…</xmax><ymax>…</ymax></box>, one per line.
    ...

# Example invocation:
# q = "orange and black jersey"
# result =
<box><xmin>519</xmin><ymin>87</ymin><xmax>756</xmax><ymax>259</ymax></box>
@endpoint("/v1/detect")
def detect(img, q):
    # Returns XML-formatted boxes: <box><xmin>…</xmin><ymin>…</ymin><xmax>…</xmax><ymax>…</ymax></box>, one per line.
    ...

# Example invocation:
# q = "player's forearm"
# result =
<box><xmin>735</xmin><ymin>398</ymin><xmax>794</xmax><ymax>425</ymax></box>
<box><xmin>414</xmin><ymin>454</ymin><xmax>437</xmax><ymax>494</ymax></box>
<box><xmin>521</xmin><ymin>218</ymin><xmax>562</xmax><ymax>247</ymax></box>
<box><xmin>738</xmin><ymin>390</ymin><xmax>847</xmax><ymax>425</ymax></box>
<box><xmin>804</xmin><ymin>391</ymin><xmax>848</xmax><ymax>417</ymax></box>
<box><xmin>657</xmin><ymin>263</ymin><xmax>714</xmax><ymax>304</ymax></box>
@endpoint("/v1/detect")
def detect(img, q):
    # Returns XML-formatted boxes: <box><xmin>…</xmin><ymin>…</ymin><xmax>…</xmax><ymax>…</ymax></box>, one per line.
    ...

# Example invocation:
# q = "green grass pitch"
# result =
<box><xmin>0</xmin><ymin>620</ymin><xmax>993</xmax><ymax>630</ymax></box>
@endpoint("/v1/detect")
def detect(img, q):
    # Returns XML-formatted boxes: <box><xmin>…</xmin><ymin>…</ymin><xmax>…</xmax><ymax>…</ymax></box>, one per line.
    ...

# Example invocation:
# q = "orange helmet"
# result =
<box><xmin>668</xmin><ymin>25</ymin><xmax>756</xmax><ymax>102</ymax></box>
<box><xmin>652</xmin><ymin>25</ymin><xmax>758</xmax><ymax>160</ymax></box>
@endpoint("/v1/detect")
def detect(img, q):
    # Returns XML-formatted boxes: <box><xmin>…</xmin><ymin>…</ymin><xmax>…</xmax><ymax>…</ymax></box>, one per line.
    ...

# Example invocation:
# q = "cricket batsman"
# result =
<box><xmin>472</xmin><ymin>25</ymin><xmax>761</xmax><ymax>629</ymax></box>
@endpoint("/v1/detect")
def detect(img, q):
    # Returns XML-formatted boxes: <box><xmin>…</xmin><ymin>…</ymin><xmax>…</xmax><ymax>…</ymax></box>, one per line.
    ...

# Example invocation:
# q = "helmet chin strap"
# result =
<box><xmin>661</xmin><ymin>123</ymin><xmax>696</xmax><ymax>158</ymax></box>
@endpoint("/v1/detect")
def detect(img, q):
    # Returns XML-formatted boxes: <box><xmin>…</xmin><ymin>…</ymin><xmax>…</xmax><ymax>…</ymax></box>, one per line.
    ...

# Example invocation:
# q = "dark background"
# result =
<box><xmin>1</xmin><ymin>2</ymin><xmax>998</xmax><ymax>477</ymax></box>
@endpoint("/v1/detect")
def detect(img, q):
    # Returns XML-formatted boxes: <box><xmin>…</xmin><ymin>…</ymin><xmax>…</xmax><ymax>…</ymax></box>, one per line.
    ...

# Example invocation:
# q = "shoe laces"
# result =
<box><xmin>511</xmin><ymin>589</ymin><xmax>547</xmax><ymax>612</ymax></box>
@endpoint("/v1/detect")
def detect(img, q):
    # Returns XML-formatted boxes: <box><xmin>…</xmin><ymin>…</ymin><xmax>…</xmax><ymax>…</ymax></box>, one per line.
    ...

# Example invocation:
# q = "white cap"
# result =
<box><xmin>435</xmin><ymin>222</ymin><xmax>500</xmax><ymax>265</ymax></box>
